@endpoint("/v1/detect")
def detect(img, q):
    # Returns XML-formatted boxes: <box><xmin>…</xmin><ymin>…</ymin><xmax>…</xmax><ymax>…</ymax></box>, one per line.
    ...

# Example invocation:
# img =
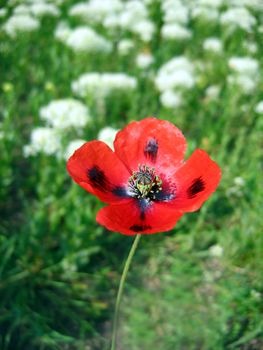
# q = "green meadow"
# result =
<box><xmin>0</xmin><ymin>0</ymin><xmax>262</xmax><ymax>349</ymax></box>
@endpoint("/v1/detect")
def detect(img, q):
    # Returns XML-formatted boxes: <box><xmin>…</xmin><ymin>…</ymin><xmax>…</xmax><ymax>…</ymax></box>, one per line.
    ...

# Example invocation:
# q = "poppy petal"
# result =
<box><xmin>114</xmin><ymin>117</ymin><xmax>187</xmax><ymax>173</ymax></box>
<box><xmin>66</xmin><ymin>141</ymin><xmax>131</xmax><ymax>203</ymax></box>
<box><xmin>168</xmin><ymin>149</ymin><xmax>221</xmax><ymax>212</ymax></box>
<box><xmin>96</xmin><ymin>199</ymin><xmax>183</xmax><ymax>235</ymax></box>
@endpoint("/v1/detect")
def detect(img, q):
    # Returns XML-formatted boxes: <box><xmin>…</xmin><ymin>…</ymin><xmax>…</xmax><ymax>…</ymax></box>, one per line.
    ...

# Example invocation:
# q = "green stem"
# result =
<box><xmin>110</xmin><ymin>234</ymin><xmax>141</xmax><ymax>350</ymax></box>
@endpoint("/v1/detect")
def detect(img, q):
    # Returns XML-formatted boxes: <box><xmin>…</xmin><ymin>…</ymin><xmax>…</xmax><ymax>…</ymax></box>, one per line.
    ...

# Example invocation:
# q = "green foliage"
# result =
<box><xmin>0</xmin><ymin>0</ymin><xmax>263</xmax><ymax>349</ymax></box>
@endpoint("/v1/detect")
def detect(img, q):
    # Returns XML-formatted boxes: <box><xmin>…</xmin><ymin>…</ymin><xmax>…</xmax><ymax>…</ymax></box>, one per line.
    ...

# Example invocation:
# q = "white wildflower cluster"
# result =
<box><xmin>220</xmin><ymin>7</ymin><xmax>256</xmax><ymax>32</ymax></box>
<box><xmin>3</xmin><ymin>14</ymin><xmax>40</xmax><ymax>37</ymax></box>
<box><xmin>228</xmin><ymin>57</ymin><xmax>259</xmax><ymax>94</ymax></box>
<box><xmin>12</xmin><ymin>2</ymin><xmax>60</xmax><ymax>17</ymax></box>
<box><xmin>117</xmin><ymin>39</ymin><xmax>135</xmax><ymax>55</ymax></box>
<box><xmin>136</xmin><ymin>52</ymin><xmax>154</xmax><ymax>69</ymax></box>
<box><xmin>228</xmin><ymin>0</ymin><xmax>263</xmax><ymax>10</ymax></box>
<box><xmin>226</xmin><ymin>176</ymin><xmax>246</xmax><ymax>197</ymax></box>
<box><xmin>98</xmin><ymin>126</ymin><xmax>119</xmax><ymax>150</ymax></box>
<box><xmin>23</xmin><ymin>127</ymin><xmax>61</xmax><ymax>157</ymax></box>
<box><xmin>190</xmin><ymin>0</ymin><xmax>222</xmax><ymax>22</ymax></box>
<box><xmin>155</xmin><ymin>56</ymin><xmax>195</xmax><ymax>108</ymax></box>
<box><xmin>56</xmin><ymin>26</ymin><xmax>112</xmax><ymax>53</ymax></box>
<box><xmin>161</xmin><ymin>0</ymin><xmax>191</xmax><ymax>40</ymax></box>
<box><xmin>3</xmin><ymin>0</ymin><xmax>60</xmax><ymax>37</ymax></box>
<box><xmin>209</xmin><ymin>244</ymin><xmax>224</xmax><ymax>258</ymax></box>
<box><xmin>64</xmin><ymin>139</ymin><xmax>86</xmax><ymax>160</ymax></box>
<box><xmin>69</xmin><ymin>0</ymin><xmax>123</xmax><ymax>24</ymax></box>
<box><xmin>39</xmin><ymin>99</ymin><xmax>91</xmax><ymax>129</ymax></box>
<box><xmin>72</xmin><ymin>73</ymin><xmax>137</xmax><ymax>98</ymax></box>
<box><xmin>24</xmin><ymin>99</ymin><xmax>91</xmax><ymax>158</ymax></box>
<box><xmin>203</xmin><ymin>37</ymin><xmax>222</xmax><ymax>53</ymax></box>
<box><xmin>254</xmin><ymin>101</ymin><xmax>263</xmax><ymax>114</ymax></box>
<box><xmin>104</xmin><ymin>0</ymin><xmax>155</xmax><ymax>42</ymax></box>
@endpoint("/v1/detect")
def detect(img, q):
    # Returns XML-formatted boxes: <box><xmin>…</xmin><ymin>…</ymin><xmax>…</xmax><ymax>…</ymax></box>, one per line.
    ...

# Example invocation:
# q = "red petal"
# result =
<box><xmin>96</xmin><ymin>199</ymin><xmax>183</xmax><ymax>235</ymax></box>
<box><xmin>168</xmin><ymin>149</ymin><xmax>221</xmax><ymax>212</ymax></box>
<box><xmin>66</xmin><ymin>141</ymin><xmax>131</xmax><ymax>203</ymax></box>
<box><xmin>114</xmin><ymin>118</ymin><xmax>186</xmax><ymax>174</ymax></box>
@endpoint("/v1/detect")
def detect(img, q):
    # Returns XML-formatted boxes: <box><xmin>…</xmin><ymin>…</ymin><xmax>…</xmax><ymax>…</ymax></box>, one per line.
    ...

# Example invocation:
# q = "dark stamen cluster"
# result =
<box><xmin>128</xmin><ymin>164</ymin><xmax>162</xmax><ymax>201</ymax></box>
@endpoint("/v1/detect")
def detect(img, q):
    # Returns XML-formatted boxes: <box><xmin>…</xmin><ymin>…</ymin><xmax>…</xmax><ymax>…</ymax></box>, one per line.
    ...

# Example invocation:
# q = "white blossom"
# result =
<box><xmin>64</xmin><ymin>27</ymin><xmax>112</xmax><ymax>53</ymax></box>
<box><xmin>220</xmin><ymin>8</ymin><xmax>256</xmax><ymax>32</ymax></box>
<box><xmin>117</xmin><ymin>39</ymin><xmax>135</xmax><ymax>55</ymax></box>
<box><xmin>69</xmin><ymin>0</ymin><xmax>123</xmax><ymax>24</ymax></box>
<box><xmin>72</xmin><ymin>73</ymin><xmax>137</xmax><ymax>98</ymax></box>
<box><xmin>160</xmin><ymin>90</ymin><xmax>182</xmax><ymax>108</ymax></box>
<box><xmin>54</xmin><ymin>22</ymin><xmax>71</xmax><ymax>42</ymax></box>
<box><xmin>155</xmin><ymin>56</ymin><xmax>195</xmax><ymax>92</ymax></box>
<box><xmin>64</xmin><ymin>139</ymin><xmax>86</xmax><ymax>160</ymax></box>
<box><xmin>191</xmin><ymin>7</ymin><xmax>219</xmax><ymax>21</ymax></box>
<box><xmin>30</xmin><ymin>3</ymin><xmax>60</xmax><ymax>17</ymax></box>
<box><xmin>255</xmin><ymin>101</ymin><xmax>263</xmax><ymax>114</ymax></box>
<box><xmin>205</xmin><ymin>85</ymin><xmax>220</xmax><ymax>99</ymax></box>
<box><xmin>228</xmin><ymin>57</ymin><xmax>258</xmax><ymax>76</ymax></box>
<box><xmin>39</xmin><ymin>99</ymin><xmax>91</xmax><ymax>129</ymax></box>
<box><xmin>161</xmin><ymin>23</ymin><xmax>192</xmax><ymax>40</ymax></box>
<box><xmin>4</xmin><ymin>14</ymin><xmax>40</xmax><ymax>37</ymax></box>
<box><xmin>23</xmin><ymin>127</ymin><xmax>61</xmax><ymax>157</ymax></box>
<box><xmin>136</xmin><ymin>52</ymin><xmax>154</xmax><ymax>69</ymax></box>
<box><xmin>209</xmin><ymin>245</ymin><xmax>224</xmax><ymax>258</ymax></box>
<box><xmin>98</xmin><ymin>126</ymin><xmax>119</xmax><ymax>149</ymax></box>
<box><xmin>203</xmin><ymin>37</ymin><xmax>222</xmax><ymax>53</ymax></box>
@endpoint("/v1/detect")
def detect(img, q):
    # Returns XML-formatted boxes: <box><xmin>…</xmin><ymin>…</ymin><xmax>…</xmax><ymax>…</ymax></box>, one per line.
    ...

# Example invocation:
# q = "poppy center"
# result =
<box><xmin>128</xmin><ymin>164</ymin><xmax>162</xmax><ymax>200</ymax></box>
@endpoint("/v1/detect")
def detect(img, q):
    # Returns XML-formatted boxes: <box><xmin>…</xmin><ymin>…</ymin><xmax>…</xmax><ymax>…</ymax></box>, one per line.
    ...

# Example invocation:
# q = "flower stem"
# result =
<box><xmin>110</xmin><ymin>234</ymin><xmax>141</xmax><ymax>350</ymax></box>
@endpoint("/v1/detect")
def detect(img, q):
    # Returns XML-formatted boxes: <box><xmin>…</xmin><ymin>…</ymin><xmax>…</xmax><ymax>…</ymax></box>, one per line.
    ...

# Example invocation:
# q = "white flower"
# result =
<box><xmin>30</xmin><ymin>3</ymin><xmax>60</xmax><ymax>17</ymax></box>
<box><xmin>155</xmin><ymin>56</ymin><xmax>195</xmax><ymax>92</ymax></box>
<box><xmin>72</xmin><ymin>73</ymin><xmax>137</xmax><ymax>98</ymax></box>
<box><xmin>98</xmin><ymin>126</ymin><xmax>119</xmax><ymax>149</ymax></box>
<box><xmin>161</xmin><ymin>23</ymin><xmax>192</xmax><ymax>40</ymax></box>
<box><xmin>228</xmin><ymin>75</ymin><xmax>257</xmax><ymax>94</ymax></box>
<box><xmin>205</xmin><ymin>85</ymin><xmax>220</xmax><ymax>99</ymax></box>
<box><xmin>160</xmin><ymin>90</ymin><xmax>182</xmax><ymax>108</ymax></box>
<box><xmin>117</xmin><ymin>39</ymin><xmax>135</xmax><ymax>55</ymax></box>
<box><xmin>234</xmin><ymin>177</ymin><xmax>245</xmax><ymax>187</ymax></box>
<box><xmin>198</xmin><ymin>0</ymin><xmax>223</xmax><ymax>7</ymax></box>
<box><xmin>0</xmin><ymin>8</ymin><xmax>7</xmax><ymax>17</ymax></box>
<box><xmin>229</xmin><ymin>0</ymin><xmax>263</xmax><ymax>10</ymax></box>
<box><xmin>39</xmin><ymin>99</ymin><xmax>91</xmax><ymax>129</ymax></box>
<box><xmin>209</xmin><ymin>244</ymin><xmax>224</xmax><ymax>258</ymax></box>
<box><xmin>65</xmin><ymin>27</ymin><xmax>112</xmax><ymax>53</ymax></box>
<box><xmin>4</xmin><ymin>14</ymin><xmax>40</xmax><ymax>37</ymax></box>
<box><xmin>132</xmin><ymin>20</ymin><xmax>155</xmax><ymax>42</ymax></box>
<box><xmin>228</xmin><ymin>57</ymin><xmax>258</xmax><ymax>76</ymax></box>
<box><xmin>69</xmin><ymin>0</ymin><xmax>123</xmax><ymax>23</ymax></box>
<box><xmin>255</xmin><ymin>101</ymin><xmax>263</xmax><ymax>114</ymax></box>
<box><xmin>136</xmin><ymin>52</ymin><xmax>154</xmax><ymax>69</ymax></box>
<box><xmin>13</xmin><ymin>5</ymin><xmax>31</xmax><ymax>15</ymax></box>
<box><xmin>23</xmin><ymin>127</ymin><xmax>61</xmax><ymax>156</ymax></box>
<box><xmin>191</xmin><ymin>6</ymin><xmax>219</xmax><ymax>21</ymax></box>
<box><xmin>220</xmin><ymin>8</ymin><xmax>256</xmax><ymax>32</ymax></box>
<box><xmin>244</xmin><ymin>42</ymin><xmax>257</xmax><ymax>54</ymax></box>
<box><xmin>64</xmin><ymin>139</ymin><xmax>86</xmax><ymax>160</ymax></box>
<box><xmin>54</xmin><ymin>22</ymin><xmax>71</xmax><ymax>42</ymax></box>
<box><xmin>203</xmin><ymin>37</ymin><xmax>222</xmax><ymax>53</ymax></box>
<box><xmin>162</xmin><ymin>3</ymin><xmax>189</xmax><ymax>24</ymax></box>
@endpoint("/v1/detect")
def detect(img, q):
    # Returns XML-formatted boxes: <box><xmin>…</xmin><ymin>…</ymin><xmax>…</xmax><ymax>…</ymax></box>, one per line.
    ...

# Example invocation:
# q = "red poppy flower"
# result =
<box><xmin>67</xmin><ymin>118</ymin><xmax>221</xmax><ymax>235</ymax></box>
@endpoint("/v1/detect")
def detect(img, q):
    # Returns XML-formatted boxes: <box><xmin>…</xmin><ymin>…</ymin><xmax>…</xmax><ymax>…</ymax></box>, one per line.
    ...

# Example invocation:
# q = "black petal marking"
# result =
<box><xmin>130</xmin><ymin>224</ymin><xmax>152</xmax><ymax>232</ymax></box>
<box><xmin>137</xmin><ymin>198</ymin><xmax>151</xmax><ymax>220</ymax></box>
<box><xmin>187</xmin><ymin>177</ymin><xmax>205</xmax><ymax>198</ymax></box>
<box><xmin>112</xmin><ymin>186</ymin><xmax>130</xmax><ymax>198</ymax></box>
<box><xmin>155</xmin><ymin>190</ymin><xmax>175</xmax><ymax>202</ymax></box>
<box><xmin>144</xmin><ymin>138</ymin><xmax>158</xmax><ymax>162</ymax></box>
<box><xmin>87</xmin><ymin>166</ymin><xmax>111</xmax><ymax>192</ymax></box>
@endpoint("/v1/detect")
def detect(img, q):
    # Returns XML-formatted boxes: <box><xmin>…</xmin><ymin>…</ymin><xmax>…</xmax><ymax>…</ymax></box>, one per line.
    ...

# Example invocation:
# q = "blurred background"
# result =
<box><xmin>0</xmin><ymin>0</ymin><xmax>263</xmax><ymax>349</ymax></box>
